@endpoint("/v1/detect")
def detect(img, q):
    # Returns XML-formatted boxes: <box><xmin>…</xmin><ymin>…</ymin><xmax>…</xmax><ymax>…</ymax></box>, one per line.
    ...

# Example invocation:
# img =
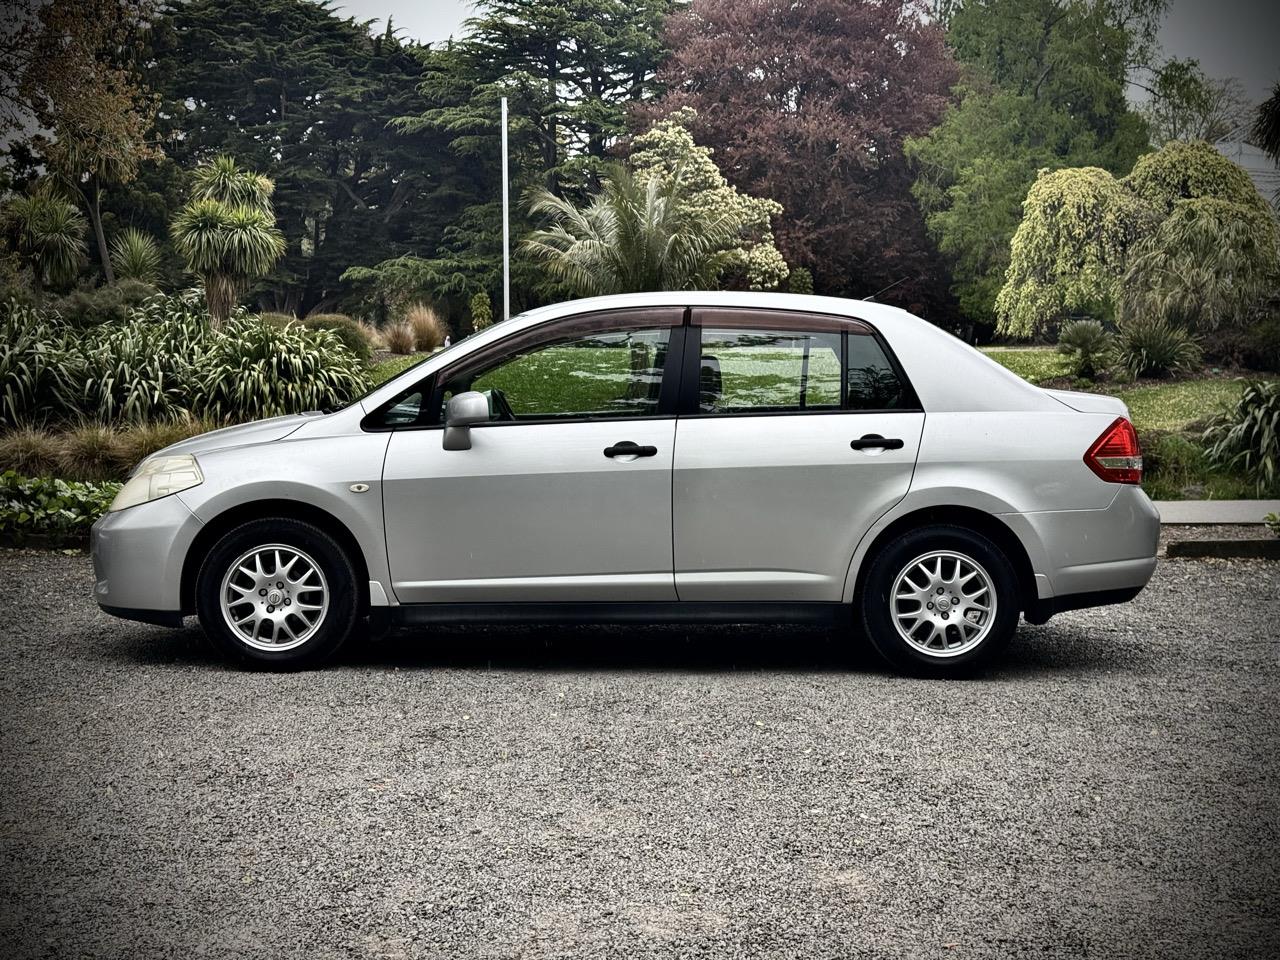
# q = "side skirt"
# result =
<box><xmin>389</xmin><ymin>601</ymin><xmax>849</xmax><ymax>628</ymax></box>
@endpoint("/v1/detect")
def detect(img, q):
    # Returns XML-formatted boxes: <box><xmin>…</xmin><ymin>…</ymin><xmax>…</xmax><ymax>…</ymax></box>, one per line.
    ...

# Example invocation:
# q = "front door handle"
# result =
<box><xmin>850</xmin><ymin>434</ymin><xmax>904</xmax><ymax>451</ymax></box>
<box><xmin>604</xmin><ymin>441</ymin><xmax>658</xmax><ymax>459</ymax></box>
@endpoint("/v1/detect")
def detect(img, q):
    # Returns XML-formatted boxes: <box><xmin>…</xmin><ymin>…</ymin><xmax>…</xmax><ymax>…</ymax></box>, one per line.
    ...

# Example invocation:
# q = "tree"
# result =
<box><xmin>1141</xmin><ymin>59</ymin><xmax>1253</xmax><ymax>145</ymax></box>
<box><xmin>629</xmin><ymin>109</ymin><xmax>788</xmax><ymax>290</ymax></box>
<box><xmin>994</xmin><ymin>168</ymin><xmax>1149</xmax><ymax>337</ymax></box>
<box><xmin>150</xmin><ymin>0</ymin><xmax>443</xmax><ymax>314</ymax></box>
<box><xmin>436</xmin><ymin>0</ymin><xmax>679</xmax><ymax>196</ymax></box>
<box><xmin>170</xmin><ymin>157</ymin><xmax>286</xmax><ymax>327</ymax></box>
<box><xmin>1255</xmin><ymin>84</ymin><xmax>1280</xmax><ymax>162</ymax></box>
<box><xmin>351</xmin><ymin>1</ymin><xmax>682</xmax><ymax>322</ymax></box>
<box><xmin>906</xmin><ymin>0</ymin><xmax>1162</xmax><ymax>334</ymax></box>
<box><xmin>1119</xmin><ymin>198</ymin><xmax>1279</xmax><ymax>332</ymax></box>
<box><xmin>995</xmin><ymin>140</ymin><xmax>1277</xmax><ymax>337</ymax></box>
<box><xmin>645</xmin><ymin>0</ymin><xmax>958</xmax><ymax>316</ymax></box>
<box><xmin>522</xmin><ymin>164</ymin><xmax>742</xmax><ymax>296</ymax></box>
<box><xmin>3</xmin><ymin>186</ymin><xmax>89</xmax><ymax>291</ymax></box>
<box><xmin>15</xmin><ymin>0</ymin><xmax>160</xmax><ymax>285</ymax></box>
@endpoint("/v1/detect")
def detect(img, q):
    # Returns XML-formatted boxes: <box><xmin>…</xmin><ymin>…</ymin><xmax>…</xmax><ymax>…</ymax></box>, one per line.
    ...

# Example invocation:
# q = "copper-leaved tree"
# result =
<box><xmin>642</xmin><ymin>0</ymin><xmax>958</xmax><ymax>315</ymax></box>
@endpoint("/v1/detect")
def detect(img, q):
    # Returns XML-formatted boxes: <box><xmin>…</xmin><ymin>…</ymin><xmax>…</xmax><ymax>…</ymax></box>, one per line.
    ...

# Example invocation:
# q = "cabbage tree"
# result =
<box><xmin>170</xmin><ymin>157</ymin><xmax>285</xmax><ymax>327</ymax></box>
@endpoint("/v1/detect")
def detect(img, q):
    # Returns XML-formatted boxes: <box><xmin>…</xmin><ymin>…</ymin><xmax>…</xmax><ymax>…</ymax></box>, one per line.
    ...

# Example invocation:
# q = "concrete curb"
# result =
<box><xmin>1165</xmin><ymin>539</ymin><xmax>1280</xmax><ymax>560</ymax></box>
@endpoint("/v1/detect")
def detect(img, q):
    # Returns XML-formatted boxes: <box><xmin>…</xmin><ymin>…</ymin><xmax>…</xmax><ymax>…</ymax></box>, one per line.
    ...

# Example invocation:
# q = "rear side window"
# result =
<box><xmin>694</xmin><ymin>310</ymin><xmax>910</xmax><ymax>415</ymax></box>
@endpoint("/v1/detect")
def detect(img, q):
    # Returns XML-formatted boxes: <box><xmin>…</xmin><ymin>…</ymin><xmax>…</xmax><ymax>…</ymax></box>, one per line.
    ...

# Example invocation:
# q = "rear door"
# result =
<box><xmin>672</xmin><ymin>307</ymin><xmax>924</xmax><ymax>601</ymax></box>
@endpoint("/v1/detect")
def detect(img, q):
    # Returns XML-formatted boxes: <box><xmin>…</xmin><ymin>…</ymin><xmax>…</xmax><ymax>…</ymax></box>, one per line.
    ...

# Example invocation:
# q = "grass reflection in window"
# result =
<box><xmin>471</xmin><ymin>330</ymin><xmax>669</xmax><ymax>419</ymax></box>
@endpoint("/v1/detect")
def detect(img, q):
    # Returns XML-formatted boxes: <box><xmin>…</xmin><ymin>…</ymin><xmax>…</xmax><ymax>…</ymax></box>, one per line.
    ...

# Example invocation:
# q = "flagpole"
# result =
<box><xmin>501</xmin><ymin>96</ymin><xmax>510</xmax><ymax>321</ymax></box>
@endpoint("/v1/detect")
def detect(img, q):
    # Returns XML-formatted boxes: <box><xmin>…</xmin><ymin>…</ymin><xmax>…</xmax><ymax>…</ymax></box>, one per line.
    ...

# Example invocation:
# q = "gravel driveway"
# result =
<box><xmin>1</xmin><ymin>549</ymin><xmax>1277</xmax><ymax>959</ymax></box>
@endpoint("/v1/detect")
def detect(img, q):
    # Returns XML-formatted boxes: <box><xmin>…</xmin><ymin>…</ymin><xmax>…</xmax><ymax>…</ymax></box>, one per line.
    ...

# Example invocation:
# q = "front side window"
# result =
<box><xmin>694</xmin><ymin>309</ymin><xmax>909</xmax><ymax>415</ymax></box>
<box><xmin>437</xmin><ymin>309</ymin><xmax>678</xmax><ymax>423</ymax></box>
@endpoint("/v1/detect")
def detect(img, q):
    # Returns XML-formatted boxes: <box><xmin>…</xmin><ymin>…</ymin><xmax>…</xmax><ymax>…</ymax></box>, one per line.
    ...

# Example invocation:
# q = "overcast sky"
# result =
<box><xmin>332</xmin><ymin>0</ymin><xmax>1278</xmax><ymax>105</ymax></box>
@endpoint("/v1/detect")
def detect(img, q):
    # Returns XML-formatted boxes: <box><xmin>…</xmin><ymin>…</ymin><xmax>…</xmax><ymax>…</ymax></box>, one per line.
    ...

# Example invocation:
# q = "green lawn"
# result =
<box><xmin>1114</xmin><ymin>378</ymin><xmax>1255</xmax><ymax>432</ymax></box>
<box><xmin>370</xmin><ymin>353</ymin><xmax>428</xmax><ymax>385</ymax></box>
<box><xmin>980</xmin><ymin>346</ymin><xmax>1072</xmax><ymax>385</ymax></box>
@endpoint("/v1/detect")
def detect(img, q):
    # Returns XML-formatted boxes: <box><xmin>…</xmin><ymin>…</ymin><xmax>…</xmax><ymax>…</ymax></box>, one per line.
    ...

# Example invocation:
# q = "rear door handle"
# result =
<box><xmin>850</xmin><ymin>434</ymin><xmax>904</xmax><ymax>451</ymax></box>
<box><xmin>604</xmin><ymin>441</ymin><xmax>658</xmax><ymax>459</ymax></box>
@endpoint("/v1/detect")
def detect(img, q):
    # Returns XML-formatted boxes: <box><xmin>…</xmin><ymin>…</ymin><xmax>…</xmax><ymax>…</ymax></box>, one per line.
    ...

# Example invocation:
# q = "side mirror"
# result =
<box><xmin>442</xmin><ymin>391</ymin><xmax>490</xmax><ymax>450</ymax></box>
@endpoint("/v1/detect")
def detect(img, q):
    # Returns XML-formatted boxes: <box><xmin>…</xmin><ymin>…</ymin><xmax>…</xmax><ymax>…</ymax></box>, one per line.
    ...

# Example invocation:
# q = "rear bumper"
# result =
<box><xmin>1002</xmin><ymin>484</ymin><xmax>1160</xmax><ymax>610</ymax></box>
<box><xmin>1023</xmin><ymin>584</ymin><xmax>1144</xmax><ymax>625</ymax></box>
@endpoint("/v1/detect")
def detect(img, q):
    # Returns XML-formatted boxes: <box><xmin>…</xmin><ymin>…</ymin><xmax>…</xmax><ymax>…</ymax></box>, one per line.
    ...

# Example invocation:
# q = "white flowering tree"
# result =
<box><xmin>629</xmin><ymin>108</ymin><xmax>789</xmax><ymax>290</ymax></box>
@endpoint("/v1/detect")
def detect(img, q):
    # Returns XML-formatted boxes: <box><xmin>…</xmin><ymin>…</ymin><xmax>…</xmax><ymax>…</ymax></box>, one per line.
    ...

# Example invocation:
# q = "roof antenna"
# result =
<box><xmin>863</xmin><ymin>276</ymin><xmax>908</xmax><ymax>302</ymax></box>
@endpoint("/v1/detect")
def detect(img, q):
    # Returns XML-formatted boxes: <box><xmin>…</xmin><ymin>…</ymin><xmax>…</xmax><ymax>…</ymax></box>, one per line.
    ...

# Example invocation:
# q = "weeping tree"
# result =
<box><xmin>170</xmin><ymin>157</ymin><xmax>285</xmax><ymax>327</ymax></box>
<box><xmin>994</xmin><ymin>168</ymin><xmax>1149</xmax><ymax>337</ymax></box>
<box><xmin>4</xmin><ymin>187</ymin><xmax>89</xmax><ymax>292</ymax></box>
<box><xmin>521</xmin><ymin>164</ymin><xmax>743</xmax><ymax>296</ymax></box>
<box><xmin>1119</xmin><ymin>198</ymin><xmax>1280</xmax><ymax>331</ymax></box>
<box><xmin>996</xmin><ymin>141</ymin><xmax>1278</xmax><ymax>338</ymax></box>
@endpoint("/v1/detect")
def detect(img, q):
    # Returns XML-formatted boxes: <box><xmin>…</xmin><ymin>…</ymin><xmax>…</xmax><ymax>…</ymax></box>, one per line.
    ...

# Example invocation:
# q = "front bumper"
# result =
<box><xmin>91</xmin><ymin>494</ymin><xmax>204</xmax><ymax>621</ymax></box>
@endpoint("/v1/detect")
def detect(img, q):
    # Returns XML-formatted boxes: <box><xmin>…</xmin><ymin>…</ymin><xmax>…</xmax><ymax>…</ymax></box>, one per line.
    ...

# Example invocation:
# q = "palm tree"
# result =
<box><xmin>109</xmin><ymin>227</ymin><xmax>163</xmax><ymax>284</ymax></box>
<box><xmin>170</xmin><ymin>157</ymin><xmax>285</xmax><ymax>328</ymax></box>
<box><xmin>522</xmin><ymin>164</ymin><xmax>742</xmax><ymax>296</ymax></box>
<box><xmin>4</xmin><ymin>187</ymin><xmax>88</xmax><ymax>292</ymax></box>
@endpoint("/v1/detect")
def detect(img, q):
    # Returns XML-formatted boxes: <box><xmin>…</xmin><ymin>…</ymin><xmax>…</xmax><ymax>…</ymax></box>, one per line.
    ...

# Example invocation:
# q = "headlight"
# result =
<box><xmin>109</xmin><ymin>454</ymin><xmax>203</xmax><ymax>512</ymax></box>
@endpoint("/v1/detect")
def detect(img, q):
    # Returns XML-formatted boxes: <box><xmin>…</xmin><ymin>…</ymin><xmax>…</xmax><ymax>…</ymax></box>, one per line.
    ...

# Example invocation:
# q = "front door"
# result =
<box><xmin>673</xmin><ymin>307</ymin><xmax>924</xmax><ymax>601</ymax></box>
<box><xmin>382</xmin><ymin>308</ymin><xmax>684</xmax><ymax>603</ymax></box>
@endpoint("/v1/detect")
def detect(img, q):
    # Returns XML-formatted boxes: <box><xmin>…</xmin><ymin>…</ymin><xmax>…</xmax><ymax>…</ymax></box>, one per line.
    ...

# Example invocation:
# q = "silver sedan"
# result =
<box><xmin>91</xmin><ymin>292</ymin><xmax>1159</xmax><ymax>675</ymax></box>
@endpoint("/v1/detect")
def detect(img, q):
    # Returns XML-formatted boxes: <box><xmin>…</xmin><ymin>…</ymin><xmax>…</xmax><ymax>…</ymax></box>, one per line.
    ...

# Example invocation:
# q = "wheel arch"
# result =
<box><xmin>851</xmin><ymin>505</ymin><xmax>1039</xmax><ymax>612</ymax></box>
<box><xmin>180</xmin><ymin>500</ymin><xmax>371</xmax><ymax>615</ymax></box>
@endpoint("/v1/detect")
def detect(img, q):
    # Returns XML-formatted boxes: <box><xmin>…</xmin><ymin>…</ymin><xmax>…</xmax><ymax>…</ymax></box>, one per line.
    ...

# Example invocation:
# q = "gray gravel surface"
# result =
<box><xmin>1</xmin><ymin>549</ymin><xmax>1278</xmax><ymax>959</ymax></box>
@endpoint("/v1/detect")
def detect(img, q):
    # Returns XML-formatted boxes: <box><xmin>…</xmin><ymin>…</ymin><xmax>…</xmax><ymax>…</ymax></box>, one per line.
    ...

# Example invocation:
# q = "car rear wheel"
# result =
<box><xmin>196</xmin><ymin>518</ymin><xmax>359</xmax><ymax>669</ymax></box>
<box><xmin>860</xmin><ymin>524</ymin><xmax>1019</xmax><ymax>675</ymax></box>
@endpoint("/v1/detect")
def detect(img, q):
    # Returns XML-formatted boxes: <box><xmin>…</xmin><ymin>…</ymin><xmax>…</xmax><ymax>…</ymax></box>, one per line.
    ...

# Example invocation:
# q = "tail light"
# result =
<box><xmin>1083</xmin><ymin>417</ymin><xmax>1142</xmax><ymax>484</ymax></box>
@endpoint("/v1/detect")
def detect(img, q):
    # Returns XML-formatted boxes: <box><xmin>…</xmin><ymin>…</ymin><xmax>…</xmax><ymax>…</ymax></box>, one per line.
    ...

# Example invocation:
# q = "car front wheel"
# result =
<box><xmin>196</xmin><ymin>518</ymin><xmax>359</xmax><ymax>669</ymax></box>
<box><xmin>860</xmin><ymin>524</ymin><xmax>1019</xmax><ymax>675</ymax></box>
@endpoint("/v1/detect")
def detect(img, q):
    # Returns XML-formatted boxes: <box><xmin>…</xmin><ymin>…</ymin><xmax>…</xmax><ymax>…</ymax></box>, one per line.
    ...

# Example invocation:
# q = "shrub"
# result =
<box><xmin>50</xmin><ymin>280</ymin><xmax>159</xmax><ymax>328</ymax></box>
<box><xmin>405</xmin><ymin>302</ymin><xmax>448</xmax><ymax>351</ymax></box>
<box><xmin>302</xmin><ymin>312</ymin><xmax>371</xmax><ymax>361</ymax></box>
<box><xmin>0</xmin><ymin>427</ymin><xmax>61</xmax><ymax>476</ymax></box>
<box><xmin>189</xmin><ymin>317</ymin><xmax>369</xmax><ymax>422</ymax></box>
<box><xmin>1266</xmin><ymin>512</ymin><xmax>1279</xmax><ymax>537</ymax></box>
<box><xmin>0</xmin><ymin>301</ymin><xmax>64</xmax><ymax>427</ymax></box>
<box><xmin>117</xmin><ymin>417</ymin><xmax>216</xmax><ymax>469</ymax></box>
<box><xmin>787</xmin><ymin>266</ymin><xmax>814</xmax><ymax>295</ymax></box>
<box><xmin>1204</xmin><ymin>380</ymin><xmax>1280</xmax><ymax>493</ymax></box>
<box><xmin>0</xmin><ymin>470</ymin><xmax>120</xmax><ymax>544</ymax></box>
<box><xmin>384</xmin><ymin>320</ymin><xmax>415</xmax><ymax>354</ymax></box>
<box><xmin>110</xmin><ymin>228</ymin><xmax>163</xmax><ymax>285</ymax></box>
<box><xmin>356</xmin><ymin>319</ymin><xmax>386</xmax><ymax>351</ymax></box>
<box><xmin>259</xmin><ymin>311</ymin><xmax>296</xmax><ymax>328</ymax></box>
<box><xmin>55</xmin><ymin>307</ymin><xmax>209</xmax><ymax>423</ymax></box>
<box><xmin>55</xmin><ymin>423</ymin><xmax>129</xmax><ymax>481</ymax></box>
<box><xmin>1113</xmin><ymin>317</ymin><xmax>1201</xmax><ymax>379</ymax></box>
<box><xmin>469</xmin><ymin>291</ymin><xmax>493</xmax><ymax>331</ymax></box>
<box><xmin>1056</xmin><ymin>319</ymin><xmax>1113</xmax><ymax>379</ymax></box>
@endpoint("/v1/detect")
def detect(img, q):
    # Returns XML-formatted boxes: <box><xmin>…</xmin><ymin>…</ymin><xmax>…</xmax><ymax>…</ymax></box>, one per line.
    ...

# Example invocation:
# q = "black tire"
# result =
<box><xmin>859</xmin><ymin>524</ymin><xmax>1020</xmax><ymax>676</ymax></box>
<box><xmin>195</xmin><ymin>518</ymin><xmax>360</xmax><ymax>670</ymax></box>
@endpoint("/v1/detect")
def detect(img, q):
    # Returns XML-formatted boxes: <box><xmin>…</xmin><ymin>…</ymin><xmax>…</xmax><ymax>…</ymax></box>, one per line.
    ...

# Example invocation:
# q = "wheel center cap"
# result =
<box><xmin>267</xmin><ymin>590</ymin><xmax>283</xmax><ymax>605</ymax></box>
<box><xmin>936</xmin><ymin>597</ymin><xmax>951</xmax><ymax>612</ymax></box>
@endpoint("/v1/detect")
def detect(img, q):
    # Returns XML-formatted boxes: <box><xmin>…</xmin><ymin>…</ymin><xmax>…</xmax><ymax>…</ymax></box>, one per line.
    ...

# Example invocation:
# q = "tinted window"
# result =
<box><xmin>847</xmin><ymin>332</ymin><xmax>906</xmax><ymax>410</ymax></box>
